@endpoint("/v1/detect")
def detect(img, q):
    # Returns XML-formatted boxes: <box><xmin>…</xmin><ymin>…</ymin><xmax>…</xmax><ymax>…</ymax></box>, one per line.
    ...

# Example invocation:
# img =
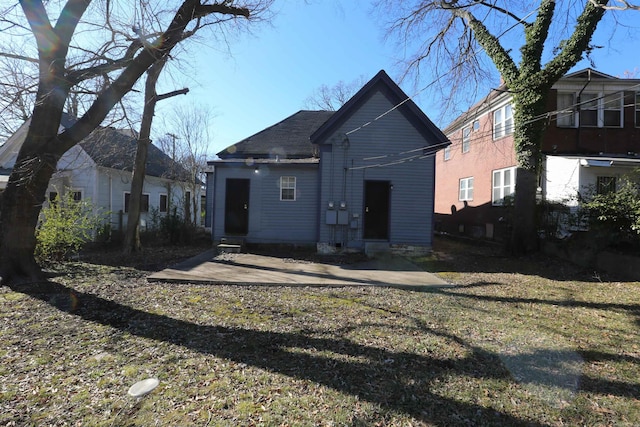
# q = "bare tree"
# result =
<box><xmin>0</xmin><ymin>0</ymin><xmax>272</xmax><ymax>285</ymax></box>
<box><xmin>158</xmin><ymin>103</ymin><xmax>214</xmax><ymax>226</ymax></box>
<box><xmin>380</xmin><ymin>0</ymin><xmax>639</xmax><ymax>253</ymax></box>
<box><xmin>123</xmin><ymin>56</ymin><xmax>190</xmax><ymax>254</ymax></box>
<box><xmin>304</xmin><ymin>76</ymin><xmax>368</xmax><ymax>111</ymax></box>
<box><xmin>0</xmin><ymin>55</ymin><xmax>36</xmax><ymax>139</ymax></box>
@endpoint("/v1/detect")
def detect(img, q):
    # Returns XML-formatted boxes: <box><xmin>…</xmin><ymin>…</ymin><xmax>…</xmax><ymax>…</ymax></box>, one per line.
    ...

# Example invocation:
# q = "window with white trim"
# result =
<box><xmin>159</xmin><ymin>194</ymin><xmax>168</xmax><ymax>213</ymax></box>
<box><xmin>443</xmin><ymin>145</ymin><xmax>451</xmax><ymax>161</ymax></box>
<box><xmin>280</xmin><ymin>176</ymin><xmax>296</xmax><ymax>201</ymax></box>
<box><xmin>603</xmin><ymin>93</ymin><xmax>622</xmax><ymax>127</ymax></box>
<box><xmin>557</xmin><ymin>92</ymin><xmax>576</xmax><ymax>127</ymax></box>
<box><xmin>459</xmin><ymin>177</ymin><xmax>474</xmax><ymax>201</ymax></box>
<box><xmin>462</xmin><ymin>125</ymin><xmax>471</xmax><ymax>153</ymax></box>
<box><xmin>49</xmin><ymin>189</ymin><xmax>82</xmax><ymax>203</ymax></box>
<box><xmin>492</xmin><ymin>167</ymin><xmax>517</xmax><ymax>205</ymax></box>
<box><xmin>493</xmin><ymin>104</ymin><xmax>513</xmax><ymax>139</ymax></box>
<box><xmin>579</xmin><ymin>92</ymin><xmax>599</xmax><ymax>126</ymax></box>
<box><xmin>124</xmin><ymin>192</ymin><xmax>149</xmax><ymax>213</ymax></box>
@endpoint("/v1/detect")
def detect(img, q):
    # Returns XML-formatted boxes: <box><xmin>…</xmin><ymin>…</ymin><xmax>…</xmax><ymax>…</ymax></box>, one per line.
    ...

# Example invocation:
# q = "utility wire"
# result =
<box><xmin>342</xmin><ymin>5</ymin><xmax>541</xmax><ymax>137</ymax></box>
<box><xmin>339</xmin><ymin>4</ymin><xmax>640</xmax><ymax>170</ymax></box>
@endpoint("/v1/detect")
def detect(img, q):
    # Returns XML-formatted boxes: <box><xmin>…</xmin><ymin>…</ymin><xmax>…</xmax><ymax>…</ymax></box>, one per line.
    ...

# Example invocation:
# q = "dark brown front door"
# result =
<box><xmin>224</xmin><ymin>178</ymin><xmax>250</xmax><ymax>235</ymax></box>
<box><xmin>364</xmin><ymin>180</ymin><xmax>390</xmax><ymax>239</ymax></box>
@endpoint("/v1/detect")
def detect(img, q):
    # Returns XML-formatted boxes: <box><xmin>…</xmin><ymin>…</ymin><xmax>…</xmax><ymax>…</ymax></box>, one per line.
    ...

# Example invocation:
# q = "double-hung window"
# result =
<box><xmin>492</xmin><ymin>167</ymin><xmax>516</xmax><ymax>206</ymax></box>
<box><xmin>557</xmin><ymin>92</ymin><xmax>576</xmax><ymax>127</ymax></box>
<box><xmin>159</xmin><ymin>194</ymin><xmax>168</xmax><ymax>213</ymax></box>
<box><xmin>49</xmin><ymin>189</ymin><xmax>82</xmax><ymax>203</ymax></box>
<box><xmin>443</xmin><ymin>145</ymin><xmax>451</xmax><ymax>161</ymax></box>
<box><xmin>603</xmin><ymin>93</ymin><xmax>622</xmax><ymax>127</ymax></box>
<box><xmin>462</xmin><ymin>126</ymin><xmax>471</xmax><ymax>153</ymax></box>
<box><xmin>578</xmin><ymin>92</ymin><xmax>623</xmax><ymax>127</ymax></box>
<box><xmin>579</xmin><ymin>93</ymin><xmax>599</xmax><ymax>127</ymax></box>
<box><xmin>459</xmin><ymin>177</ymin><xmax>474</xmax><ymax>201</ymax></box>
<box><xmin>280</xmin><ymin>176</ymin><xmax>296</xmax><ymax>201</ymax></box>
<box><xmin>493</xmin><ymin>104</ymin><xmax>513</xmax><ymax>139</ymax></box>
<box><xmin>124</xmin><ymin>192</ymin><xmax>149</xmax><ymax>213</ymax></box>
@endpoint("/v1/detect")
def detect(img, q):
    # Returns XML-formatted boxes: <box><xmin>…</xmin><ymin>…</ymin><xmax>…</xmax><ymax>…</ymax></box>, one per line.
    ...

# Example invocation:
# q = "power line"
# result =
<box><xmin>337</xmin><ymin>4</ymin><xmax>640</xmax><ymax>170</ymax></box>
<box><xmin>346</xmin><ymin>90</ymin><xmax>640</xmax><ymax>171</ymax></box>
<box><xmin>342</xmin><ymin>5</ymin><xmax>542</xmax><ymax>138</ymax></box>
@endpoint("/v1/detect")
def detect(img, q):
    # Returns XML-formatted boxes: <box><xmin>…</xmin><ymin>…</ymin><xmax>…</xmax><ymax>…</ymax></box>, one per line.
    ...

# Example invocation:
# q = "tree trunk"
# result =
<box><xmin>0</xmin><ymin>144</ymin><xmax>60</xmax><ymax>284</ymax></box>
<box><xmin>0</xmin><ymin>1</ymin><xmax>251</xmax><ymax>283</ymax></box>
<box><xmin>0</xmin><ymin>44</ymin><xmax>69</xmax><ymax>285</ymax></box>
<box><xmin>123</xmin><ymin>59</ymin><xmax>190</xmax><ymax>254</ymax></box>
<box><xmin>123</xmin><ymin>60</ymin><xmax>166</xmax><ymax>254</ymax></box>
<box><xmin>510</xmin><ymin>167</ymin><xmax>539</xmax><ymax>253</ymax></box>
<box><xmin>508</xmin><ymin>86</ymin><xmax>549</xmax><ymax>254</ymax></box>
<box><xmin>123</xmin><ymin>140</ymin><xmax>149</xmax><ymax>254</ymax></box>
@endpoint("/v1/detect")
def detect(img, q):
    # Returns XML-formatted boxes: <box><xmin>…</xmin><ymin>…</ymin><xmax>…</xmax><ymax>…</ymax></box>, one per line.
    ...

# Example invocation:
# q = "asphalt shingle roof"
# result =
<box><xmin>80</xmin><ymin>127</ymin><xmax>188</xmax><ymax>180</ymax></box>
<box><xmin>56</xmin><ymin>113</ymin><xmax>191</xmax><ymax>181</ymax></box>
<box><xmin>217</xmin><ymin>110</ymin><xmax>335</xmax><ymax>159</ymax></box>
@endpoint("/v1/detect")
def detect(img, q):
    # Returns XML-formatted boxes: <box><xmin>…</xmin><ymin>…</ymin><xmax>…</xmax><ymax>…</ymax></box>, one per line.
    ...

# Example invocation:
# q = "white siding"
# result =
<box><xmin>543</xmin><ymin>156</ymin><xmax>581</xmax><ymax>205</ymax></box>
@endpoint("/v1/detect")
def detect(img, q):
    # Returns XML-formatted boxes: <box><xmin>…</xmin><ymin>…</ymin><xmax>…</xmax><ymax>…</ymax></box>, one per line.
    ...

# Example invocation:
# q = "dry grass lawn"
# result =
<box><xmin>0</xmin><ymin>237</ymin><xmax>638</xmax><ymax>426</ymax></box>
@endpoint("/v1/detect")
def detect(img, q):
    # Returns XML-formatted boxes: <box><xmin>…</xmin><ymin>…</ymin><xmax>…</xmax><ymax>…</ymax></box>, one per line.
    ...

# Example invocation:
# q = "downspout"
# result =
<box><xmin>342</xmin><ymin>136</ymin><xmax>349</xmax><ymax>248</ymax></box>
<box><xmin>576</xmin><ymin>69</ymin><xmax>592</xmax><ymax>152</ymax></box>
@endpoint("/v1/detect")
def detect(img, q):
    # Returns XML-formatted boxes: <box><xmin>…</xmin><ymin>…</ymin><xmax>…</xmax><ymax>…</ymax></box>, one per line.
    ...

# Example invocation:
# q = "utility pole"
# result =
<box><xmin>166</xmin><ymin>132</ymin><xmax>179</xmax><ymax>162</ymax></box>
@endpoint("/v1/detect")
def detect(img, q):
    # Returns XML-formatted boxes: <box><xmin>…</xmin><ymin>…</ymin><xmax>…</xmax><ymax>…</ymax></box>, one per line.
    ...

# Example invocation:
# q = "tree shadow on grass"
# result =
<box><xmin>428</xmin><ymin>235</ymin><xmax>639</xmax><ymax>283</ymax></box>
<box><xmin>424</xmin><ymin>281</ymin><xmax>640</xmax><ymax>331</ymax></box>
<box><xmin>11</xmin><ymin>280</ymin><xmax>543</xmax><ymax>426</ymax></box>
<box><xmin>419</xmin><ymin>283</ymin><xmax>640</xmax><ymax>397</ymax></box>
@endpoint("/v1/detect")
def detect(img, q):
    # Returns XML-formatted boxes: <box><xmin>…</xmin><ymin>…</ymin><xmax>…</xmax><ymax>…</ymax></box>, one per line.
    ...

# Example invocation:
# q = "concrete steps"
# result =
<box><xmin>217</xmin><ymin>237</ymin><xmax>245</xmax><ymax>254</ymax></box>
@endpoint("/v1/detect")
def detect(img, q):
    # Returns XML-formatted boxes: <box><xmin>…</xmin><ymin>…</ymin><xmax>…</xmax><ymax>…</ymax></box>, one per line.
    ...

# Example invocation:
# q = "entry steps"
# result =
<box><xmin>217</xmin><ymin>237</ymin><xmax>244</xmax><ymax>254</ymax></box>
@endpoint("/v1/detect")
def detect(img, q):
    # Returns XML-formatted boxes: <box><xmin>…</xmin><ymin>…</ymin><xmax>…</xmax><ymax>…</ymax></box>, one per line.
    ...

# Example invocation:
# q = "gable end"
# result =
<box><xmin>310</xmin><ymin>70</ymin><xmax>448</xmax><ymax>146</ymax></box>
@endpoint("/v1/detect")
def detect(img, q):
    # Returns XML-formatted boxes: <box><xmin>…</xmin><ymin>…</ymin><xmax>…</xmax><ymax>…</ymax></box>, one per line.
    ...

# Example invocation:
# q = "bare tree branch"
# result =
<box><xmin>589</xmin><ymin>0</ymin><xmax>640</xmax><ymax>10</ymax></box>
<box><xmin>157</xmin><ymin>87</ymin><xmax>189</xmax><ymax>101</ymax></box>
<box><xmin>0</xmin><ymin>52</ymin><xmax>38</xmax><ymax>63</ymax></box>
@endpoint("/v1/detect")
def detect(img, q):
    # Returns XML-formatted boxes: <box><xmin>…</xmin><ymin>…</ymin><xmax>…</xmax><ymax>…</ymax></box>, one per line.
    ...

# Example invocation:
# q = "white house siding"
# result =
<box><xmin>48</xmin><ymin>145</ymin><xmax>97</xmax><ymax>205</ymax></box>
<box><xmin>111</xmin><ymin>171</ymin><xmax>199</xmax><ymax>230</ymax></box>
<box><xmin>49</xmin><ymin>164</ymin><xmax>198</xmax><ymax>232</ymax></box>
<box><xmin>318</xmin><ymin>90</ymin><xmax>436</xmax><ymax>251</ymax></box>
<box><xmin>543</xmin><ymin>156</ymin><xmax>581</xmax><ymax>205</ymax></box>
<box><xmin>212</xmin><ymin>163</ymin><xmax>319</xmax><ymax>245</ymax></box>
<box><xmin>544</xmin><ymin>155</ymin><xmax>635</xmax><ymax>203</ymax></box>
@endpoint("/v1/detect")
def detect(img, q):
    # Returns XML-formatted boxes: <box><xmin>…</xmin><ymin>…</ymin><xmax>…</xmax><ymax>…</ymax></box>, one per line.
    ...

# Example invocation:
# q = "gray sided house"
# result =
<box><xmin>207</xmin><ymin>70</ymin><xmax>449</xmax><ymax>254</ymax></box>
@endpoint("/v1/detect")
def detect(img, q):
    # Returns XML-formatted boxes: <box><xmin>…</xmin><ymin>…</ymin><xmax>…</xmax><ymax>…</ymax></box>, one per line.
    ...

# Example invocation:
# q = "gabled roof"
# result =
<box><xmin>217</xmin><ymin>110</ymin><xmax>334</xmax><ymax>159</ymax></box>
<box><xmin>443</xmin><ymin>68</ymin><xmax>638</xmax><ymax>134</ymax></box>
<box><xmin>562</xmin><ymin>68</ymin><xmax>616</xmax><ymax>80</ymax></box>
<box><xmin>310</xmin><ymin>70</ymin><xmax>448</xmax><ymax>146</ymax></box>
<box><xmin>79</xmin><ymin>125</ymin><xmax>189</xmax><ymax>180</ymax></box>
<box><xmin>0</xmin><ymin>112</ymin><xmax>192</xmax><ymax>181</ymax></box>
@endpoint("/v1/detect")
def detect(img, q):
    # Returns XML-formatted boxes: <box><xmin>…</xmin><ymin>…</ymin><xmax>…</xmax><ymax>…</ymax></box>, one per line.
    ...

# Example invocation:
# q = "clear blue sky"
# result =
<box><xmin>159</xmin><ymin>0</ymin><xmax>639</xmax><ymax>158</ymax></box>
<box><xmin>158</xmin><ymin>0</ymin><xmax>402</xmax><ymax>156</ymax></box>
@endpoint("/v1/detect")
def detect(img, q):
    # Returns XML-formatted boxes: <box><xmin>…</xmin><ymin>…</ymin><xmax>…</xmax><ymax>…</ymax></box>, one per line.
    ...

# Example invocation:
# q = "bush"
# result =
<box><xmin>160</xmin><ymin>206</ymin><xmax>196</xmax><ymax>245</ymax></box>
<box><xmin>35</xmin><ymin>192</ymin><xmax>107</xmax><ymax>262</ymax></box>
<box><xmin>579</xmin><ymin>176</ymin><xmax>640</xmax><ymax>250</ymax></box>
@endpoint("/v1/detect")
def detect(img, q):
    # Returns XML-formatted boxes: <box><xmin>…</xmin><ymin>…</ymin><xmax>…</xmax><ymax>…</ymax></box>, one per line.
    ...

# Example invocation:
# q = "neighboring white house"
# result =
<box><xmin>0</xmin><ymin>113</ymin><xmax>201</xmax><ymax>232</ymax></box>
<box><xmin>544</xmin><ymin>155</ymin><xmax>640</xmax><ymax>206</ymax></box>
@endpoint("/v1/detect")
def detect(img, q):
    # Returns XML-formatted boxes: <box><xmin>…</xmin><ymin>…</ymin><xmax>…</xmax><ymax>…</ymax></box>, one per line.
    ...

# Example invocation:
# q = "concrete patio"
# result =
<box><xmin>148</xmin><ymin>250</ymin><xmax>450</xmax><ymax>289</ymax></box>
